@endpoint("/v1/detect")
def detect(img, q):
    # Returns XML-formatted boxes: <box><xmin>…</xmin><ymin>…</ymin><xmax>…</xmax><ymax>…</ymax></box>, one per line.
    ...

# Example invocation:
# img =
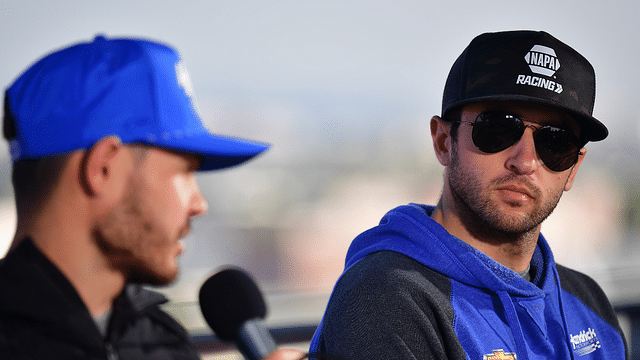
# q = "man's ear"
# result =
<box><xmin>564</xmin><ymin>147</ymin><xmax>587</xmax><ymax>191</ymax></box>
<box><xmin>431</xmin><ymin>115</ymin><xmax>452</xmax><ymax>166</ymax></box>
<box><xmin>81</xmin><ymin>136</ymin><xmax>126</xmax><ymax>196</ymax></box>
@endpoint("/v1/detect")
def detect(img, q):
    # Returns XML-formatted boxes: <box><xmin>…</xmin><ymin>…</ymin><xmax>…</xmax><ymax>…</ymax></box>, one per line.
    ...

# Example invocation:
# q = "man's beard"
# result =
<box><xmin>448</xmin><ymin>145</ymin><xmax>564</xmax><ymax>238</ymax></box>
<box><xmin>92</xmin><ymin>176</ymin><xmax>186</xmax><ymax>286</ymax></box>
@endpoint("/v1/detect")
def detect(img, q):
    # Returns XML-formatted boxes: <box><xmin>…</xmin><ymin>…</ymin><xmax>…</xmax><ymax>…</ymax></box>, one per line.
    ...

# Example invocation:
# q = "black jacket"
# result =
<box><xmin>0</xmin><ymin>239</ymin><xmax>200</xmax><ymax>360</ymax></box>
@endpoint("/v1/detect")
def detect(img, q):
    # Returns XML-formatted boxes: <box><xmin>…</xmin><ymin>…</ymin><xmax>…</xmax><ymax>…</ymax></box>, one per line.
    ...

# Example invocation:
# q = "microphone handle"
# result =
<box><xmin>236</xmin><ymin>318</ymin><xmax>277</xmax><ymax>360</ymax></box>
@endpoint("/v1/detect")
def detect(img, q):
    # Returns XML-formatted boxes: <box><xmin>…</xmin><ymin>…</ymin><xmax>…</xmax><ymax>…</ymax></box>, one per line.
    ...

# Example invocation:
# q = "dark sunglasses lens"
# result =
<box><xmin>534</xmin><ymin>127</ymin><xmax>580</xmax><ymax>172</ymax></box>
<box><xmin>471</xmin><ymin>113</ymin><xmax>524</xmax><ymax>153</ymax></box>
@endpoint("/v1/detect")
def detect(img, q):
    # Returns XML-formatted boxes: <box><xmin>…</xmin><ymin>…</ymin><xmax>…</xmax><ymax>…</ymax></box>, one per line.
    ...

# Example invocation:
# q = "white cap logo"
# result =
<box><xmin>175</xmin><ymin>61</ymin><xmax>201</xmax><ymax>116</ymax></box>
<box><xmin>524</xmin><ymin>45</ymin><xmax>560</xmax><ymax>77</ymax></box>
<box><xmin>175</xmin><ymin>61</ymin><xmax>195</xmax><ymax>97</ymax></box>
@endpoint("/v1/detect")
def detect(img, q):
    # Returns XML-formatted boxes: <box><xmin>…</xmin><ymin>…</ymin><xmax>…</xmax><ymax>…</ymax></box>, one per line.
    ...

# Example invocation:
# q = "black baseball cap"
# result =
<box><xmin>442</xmin><ymin>30</ymin><xmax>608</xmax><ymax>143</ymax></box>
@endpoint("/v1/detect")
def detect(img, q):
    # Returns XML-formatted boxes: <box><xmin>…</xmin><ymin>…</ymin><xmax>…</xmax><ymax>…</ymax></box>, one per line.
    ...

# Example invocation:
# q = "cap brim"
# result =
<box><xmin>149</xmin><ymin>133</ymin><xmax>269</xmax><ymax>171</ymax></box>
<box><xmin>445</xmin><ymin>95</ymin><xmax>608</xmax><ymax>143</ymax></box>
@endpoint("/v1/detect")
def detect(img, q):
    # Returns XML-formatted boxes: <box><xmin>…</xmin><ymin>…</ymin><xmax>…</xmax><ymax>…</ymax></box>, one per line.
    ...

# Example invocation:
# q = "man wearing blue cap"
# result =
<box><xmin>310</xmin><ymin>31</ymin><xmax>628</xmax><ymax>359</ymax></box>
<box><xmin>0</xmin><ymin>36</ymin><xmax>303</xmax><ymax>359</ymax></box>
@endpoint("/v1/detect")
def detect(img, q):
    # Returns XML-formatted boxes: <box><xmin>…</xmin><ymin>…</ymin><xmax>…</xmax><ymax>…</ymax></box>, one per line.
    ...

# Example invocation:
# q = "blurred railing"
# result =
<box><xmin>192</xmin><ymin>324</ymin><xmax>318</xmax><ymax>355</ymax></box>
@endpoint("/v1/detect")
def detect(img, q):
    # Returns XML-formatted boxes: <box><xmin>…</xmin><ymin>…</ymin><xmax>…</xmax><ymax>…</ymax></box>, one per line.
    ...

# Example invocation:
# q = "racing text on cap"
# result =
<box><xmin>516</xmin><ymin>44</ymin><xmax>563</xmax><ymax>94</ymax></box>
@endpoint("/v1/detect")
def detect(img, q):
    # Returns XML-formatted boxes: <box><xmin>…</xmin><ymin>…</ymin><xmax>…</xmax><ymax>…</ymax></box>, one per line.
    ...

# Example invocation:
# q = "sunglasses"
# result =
<box><xmin>455</xmin><ymin>112</ymin><xmax>583</xmax><ymax>172</ymax></box>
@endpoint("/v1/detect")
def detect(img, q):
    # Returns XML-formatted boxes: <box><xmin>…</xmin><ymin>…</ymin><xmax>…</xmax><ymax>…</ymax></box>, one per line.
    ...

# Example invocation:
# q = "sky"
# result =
<box><xmin>1</xmin><ymin>1</ymin><xmax>638</xmax><ymax>149</ymax></box>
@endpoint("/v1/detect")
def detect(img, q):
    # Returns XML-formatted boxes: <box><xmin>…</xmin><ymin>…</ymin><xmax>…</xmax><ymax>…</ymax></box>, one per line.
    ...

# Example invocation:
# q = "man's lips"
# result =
<box><xmin>497</xmin><ymin>184</ymin><xmax>535</xmax><ymax>199</ymax></box>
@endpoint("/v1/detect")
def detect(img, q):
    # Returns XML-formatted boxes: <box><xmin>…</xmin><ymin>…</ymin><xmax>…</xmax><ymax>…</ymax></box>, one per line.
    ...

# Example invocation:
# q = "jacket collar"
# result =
<box><xmin>0</xmin><ymin>238</ymin><xmax>168</xmax><ymax>327</ymax></box>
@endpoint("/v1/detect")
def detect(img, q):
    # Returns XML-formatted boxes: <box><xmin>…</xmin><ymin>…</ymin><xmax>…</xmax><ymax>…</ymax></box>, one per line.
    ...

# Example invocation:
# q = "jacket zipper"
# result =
<box><xmin>105</xmin><ymin>341</ymin><xmax>119</xmax><ymax>360</ymax></box>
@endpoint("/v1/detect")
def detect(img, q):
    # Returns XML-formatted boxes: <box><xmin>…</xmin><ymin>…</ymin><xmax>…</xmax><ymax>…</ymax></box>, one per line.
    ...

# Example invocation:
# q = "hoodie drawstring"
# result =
<box><xmin>498</xmin><ymin>291</ymin><xmax>530</xmax><ymax>360</ymax></box>
<box><xmin>553</xmin><ymin>270</ymin><xmax>576</xmax><ymax>360</ymax></box>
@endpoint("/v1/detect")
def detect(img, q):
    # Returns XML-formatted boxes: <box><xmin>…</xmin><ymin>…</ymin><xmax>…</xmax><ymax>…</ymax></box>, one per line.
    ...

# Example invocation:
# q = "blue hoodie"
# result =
<box><xmin>310</xmin><ymin>204</ymin><xmax>627</xmax><ymax>359</ymax></box>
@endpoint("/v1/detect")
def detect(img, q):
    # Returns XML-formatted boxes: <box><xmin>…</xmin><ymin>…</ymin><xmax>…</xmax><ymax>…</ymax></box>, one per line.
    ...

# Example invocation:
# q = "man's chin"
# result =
<box><xmin>127</xmin><ymin>267</ymin><xmax>179</xmax><ymax>286</ymax></box>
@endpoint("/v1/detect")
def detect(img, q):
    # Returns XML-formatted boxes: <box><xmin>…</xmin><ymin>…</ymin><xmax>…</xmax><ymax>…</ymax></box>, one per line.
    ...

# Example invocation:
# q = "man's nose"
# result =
<box><xmin>504</xmin><ymin>126</ymin><xmax>540</xmax><ymax>174</ymax></box>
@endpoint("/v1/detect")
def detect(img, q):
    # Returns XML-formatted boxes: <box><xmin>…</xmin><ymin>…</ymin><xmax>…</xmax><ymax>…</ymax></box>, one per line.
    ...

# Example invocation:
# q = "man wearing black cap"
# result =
<box><xmin>310</xmin><ymin>31</ymin><xmax>628</xmax><ymax>359</ymax></box>
<box><xmin>0</xmin><ymin>36</ymin><xmax>304</xmax><ymax>359</ymax></box>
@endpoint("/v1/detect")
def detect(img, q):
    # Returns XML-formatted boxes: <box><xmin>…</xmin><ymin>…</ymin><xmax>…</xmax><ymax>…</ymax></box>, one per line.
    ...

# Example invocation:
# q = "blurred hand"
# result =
<box><xmin>263</xmin><ymin>348</ymin><xmax>306</xmax><ymax>360</ymax></box>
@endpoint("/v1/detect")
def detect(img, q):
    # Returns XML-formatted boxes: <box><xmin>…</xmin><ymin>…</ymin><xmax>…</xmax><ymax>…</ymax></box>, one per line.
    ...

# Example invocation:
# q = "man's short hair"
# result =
<box><xmin>443</xmin><ymin>106</ymin><xmax>463</xmax><ymax>142</ymax></box>
<box><xmin>4</xmin><ymin>95</ymin><xmax>70</xmax><ymax>215</ymax></box>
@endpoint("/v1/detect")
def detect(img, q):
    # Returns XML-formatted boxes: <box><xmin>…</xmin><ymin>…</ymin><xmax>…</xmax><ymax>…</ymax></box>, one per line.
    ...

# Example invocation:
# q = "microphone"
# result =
<box><xmin>199</xmin><ymin>267</ymin><xmax>277</xmax><ymax>360</ymax></box>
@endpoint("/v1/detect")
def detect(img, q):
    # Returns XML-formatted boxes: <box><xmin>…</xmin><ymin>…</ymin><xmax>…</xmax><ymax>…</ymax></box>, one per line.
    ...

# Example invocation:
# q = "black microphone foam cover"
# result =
<box><xmin>198</xmin><ymin>267</ymin><xmax>267</xmax><ymax>341</ymax></box>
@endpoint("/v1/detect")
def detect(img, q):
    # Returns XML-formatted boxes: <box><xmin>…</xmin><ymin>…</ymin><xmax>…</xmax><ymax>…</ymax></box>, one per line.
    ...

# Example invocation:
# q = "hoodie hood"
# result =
<box><xmin>344</xmin><ymin>203</ymin><xmax>557</xmax><ymax>297</ymax></box>
<box><xmin>337</xmin><ymin>203</ymin><xmax>566</xmax><ymax>360</ymax></box>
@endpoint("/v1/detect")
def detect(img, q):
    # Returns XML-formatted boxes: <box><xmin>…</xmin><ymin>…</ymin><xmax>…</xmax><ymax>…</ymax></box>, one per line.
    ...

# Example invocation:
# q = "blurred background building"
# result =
<box><xmin>1</xmin><ymin>0</ymin><xmax>639</xmax><ymax>358</ymax></box>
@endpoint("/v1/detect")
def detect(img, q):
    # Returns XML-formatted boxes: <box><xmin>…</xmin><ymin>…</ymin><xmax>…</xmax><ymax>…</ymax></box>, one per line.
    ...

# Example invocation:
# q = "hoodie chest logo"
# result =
<box><xmin>570</xmin><ymin>327</ymin><xmax>601</xmax><ymax>356</ymax></box>
<box><xmin>483</xmin><ymin>349</ymin><xmax>516</xmax><ymax>360</ymax></box>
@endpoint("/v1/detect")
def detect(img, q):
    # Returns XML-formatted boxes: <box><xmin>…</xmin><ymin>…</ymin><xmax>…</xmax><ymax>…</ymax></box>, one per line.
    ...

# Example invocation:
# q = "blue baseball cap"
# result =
<box><xmin>4</xmin><ymin>35</ymin><xmax>269</xmax><ymax>171</ymax></box>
